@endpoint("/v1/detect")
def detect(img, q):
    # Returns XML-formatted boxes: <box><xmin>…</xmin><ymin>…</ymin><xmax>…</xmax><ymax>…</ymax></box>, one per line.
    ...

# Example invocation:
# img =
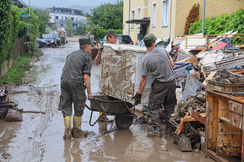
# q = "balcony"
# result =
<box><xmin>54</xmin><ymin>19</ymin><xmax>88</xmax><ymax>25</ymax></box>
<box><xmin>50</xmin><ymin>11</ymin><xmax>84</xmax><ymax>16</ymax></box>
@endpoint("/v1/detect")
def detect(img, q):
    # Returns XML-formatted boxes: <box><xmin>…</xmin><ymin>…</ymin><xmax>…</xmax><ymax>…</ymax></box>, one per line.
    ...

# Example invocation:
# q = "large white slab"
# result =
<box><xmin>99</xmin><ymin>43</ymin><xmax>154</xmax><ymax>104</ymax></box>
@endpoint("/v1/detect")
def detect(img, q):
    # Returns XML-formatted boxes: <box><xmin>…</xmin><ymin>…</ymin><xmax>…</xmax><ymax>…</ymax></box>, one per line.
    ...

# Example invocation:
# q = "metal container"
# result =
<box><xmin>99</xmin><ymin>43</ymin><xmax>154</xmax><ymax>104</ymax></box>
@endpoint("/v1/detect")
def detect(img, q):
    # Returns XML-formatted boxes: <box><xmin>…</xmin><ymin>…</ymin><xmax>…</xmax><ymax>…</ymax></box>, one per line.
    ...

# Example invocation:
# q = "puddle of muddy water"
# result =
<box><xmin>0</xmin><ymin>42</ymin><xmax>214</xmax><ymax>162</ymax></box>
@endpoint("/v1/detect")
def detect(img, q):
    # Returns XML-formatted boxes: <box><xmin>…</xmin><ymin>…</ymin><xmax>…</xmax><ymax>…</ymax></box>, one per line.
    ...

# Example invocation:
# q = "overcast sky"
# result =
<box><xmin>22</xmin><ymin>0</ymin><xmax>119</xmax><ymax>8</ymax></box>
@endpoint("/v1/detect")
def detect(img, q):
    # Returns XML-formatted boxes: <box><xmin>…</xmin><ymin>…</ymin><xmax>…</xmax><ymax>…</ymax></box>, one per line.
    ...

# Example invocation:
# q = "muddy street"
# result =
<box><xmin>0</xmin><ymin>40</ymin><xmax>213</xmax><ymax>162</ymax></box>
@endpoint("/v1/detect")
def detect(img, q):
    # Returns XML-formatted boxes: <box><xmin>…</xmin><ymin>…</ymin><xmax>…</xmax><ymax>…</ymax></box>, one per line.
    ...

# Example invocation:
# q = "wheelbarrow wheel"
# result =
<box><xmin>115</xmin><ymin>116</ymin><xmax>133</xmax><ymax>129</ymax></box>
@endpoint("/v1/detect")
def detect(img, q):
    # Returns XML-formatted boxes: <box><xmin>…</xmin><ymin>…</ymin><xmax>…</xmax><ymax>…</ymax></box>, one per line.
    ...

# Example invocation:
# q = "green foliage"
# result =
<box><xmin>0</xmin><ymin>2</ymin><xmax>41</xmax><ymax>66</ymax></box>
<box><xmin>33</xmin><ymin>8</ymin><xmax>50</xmax><ymax>36</ymax></box>
<box><xmin>51</xmin><ymin>24</ymin><xmax>57</xmax><ymax>30</ymax></box>
<box><xmin>0</xmin><ymin>0</ymin><xmax>12</xmax><ymax>66</ymax></box>
<box><xmin>89</xmin><ymin>1</ymin><xmax>123</xmax><ymax>30</ymax></box>
<box><xmin>189</xmin><ymin>9</ymin><xmax>244</xmax><ymax>44</ymax></box>
<box><xmin>74</xmin><ymin>24</ymin><xmax>86</xmax><ymax>35</ymax></box>
<box><xmin>0</xmin><ymin>54</ymin><xmax>30</xmax><ymax>85</ymax></box>
<box><xmin>65</xmin><ymin>18</ymin><xmax>72</xmax><ymax>36</ymax></box>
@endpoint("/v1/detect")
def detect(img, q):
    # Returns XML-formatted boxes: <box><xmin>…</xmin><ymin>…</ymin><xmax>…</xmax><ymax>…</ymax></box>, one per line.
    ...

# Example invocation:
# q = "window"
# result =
<box><xmin>61</xmin><ymin>24</ymin><xmax>63</xmax><ymax>26</ymax></box>
<box><xmin>62</xmin><ymin>16</ymin><xmax>63</xmax><ymax>20</ymax></box>
<box><xmin>71</xmin><ymin>17</ymin><xmax>74</xmax><ymax>21</ymax></box>
<box><xmin>55</xmin><ymin>16</ymin><xmax>59</xmax><ymax>19</ymax></box>
<box><xmin>152</xmin><ymin>2</ymin><xmax>156</xmax><ymax>28</ymax></box>
<box><xmin>161</xmin><ymin>0</ymin><xmax>168</xmax><ymax>26</ymax></box>
<box><xmin>131</xmin><ymin>10</ymin><xmax>135</xmax><ymax>29</ymax></box>
<box><xmin>65</xmin><ymin>17</ymin><xmax>67</xmax><ymax>20</ymax></box>
<box><xmin>137</xmin><ymin>7</ymin><xmax>141</xmax><ymax>29</ymax></box>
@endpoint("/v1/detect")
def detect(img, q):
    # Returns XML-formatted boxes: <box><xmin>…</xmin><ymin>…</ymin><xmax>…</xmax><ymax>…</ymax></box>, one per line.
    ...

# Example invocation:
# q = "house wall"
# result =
<box><xmin>123</xmin><ymin>0</ymin><xmax>170</xmax><ymax>44</ymax></box>
<box><xmin>174</xmin><ymin>0</ymin><xmax>244</xmax><ymax>37</ymax></box>
<box><xmin>124</xmin><ymin>0</ymin><xmax>244</xmax><ymax>40</ymax></box>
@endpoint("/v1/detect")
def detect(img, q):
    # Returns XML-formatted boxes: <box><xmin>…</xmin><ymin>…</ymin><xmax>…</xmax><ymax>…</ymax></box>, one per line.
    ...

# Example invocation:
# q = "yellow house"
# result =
<box><xmin>123</xmin><ymin>0</ymin><xmax>244</xmax><ymax>44</ymax></box>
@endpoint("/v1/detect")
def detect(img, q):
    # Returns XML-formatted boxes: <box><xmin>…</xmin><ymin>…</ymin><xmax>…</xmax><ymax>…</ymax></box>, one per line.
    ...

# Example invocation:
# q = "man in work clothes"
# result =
<box><xmin>133</xmin><ymin>33</ymin><xmax>176</xmax><ymax>137</ymax></box>
<box><xmin>58</xmin><ymin>38</ymin><xmax>93</xmax><ymax>140</ymax></box>
<box><xmin>95</xmin><ymin>30</ymin><xmax>118</xmax><ymax>122</ymax></box>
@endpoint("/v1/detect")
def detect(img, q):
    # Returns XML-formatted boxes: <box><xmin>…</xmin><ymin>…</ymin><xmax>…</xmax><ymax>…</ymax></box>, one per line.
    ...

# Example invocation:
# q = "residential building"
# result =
<box><xmin>47</xmin><ymin>6</ymin><xmax>88</xmax><ymax>30</ymax></box>
<box><xmin>123</xmin><ymin>0</ymin><xmax>244</xmax><ymax>43</ymax></box>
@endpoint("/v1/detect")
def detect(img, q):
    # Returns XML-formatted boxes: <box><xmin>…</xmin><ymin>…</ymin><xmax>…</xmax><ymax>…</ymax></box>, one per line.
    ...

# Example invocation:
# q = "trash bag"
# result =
<box><xmin>4</xmin><ymin>108</ymin><xmax>23</xmax><ymax>121</ymax></box>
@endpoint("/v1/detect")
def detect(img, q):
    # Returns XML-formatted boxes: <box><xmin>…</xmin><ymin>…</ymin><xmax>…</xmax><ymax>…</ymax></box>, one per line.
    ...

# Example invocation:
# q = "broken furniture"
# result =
<box><xmin>205</xmin><ymin>89</ymin><xmax>244</xmax><ymax>162</ymax></box>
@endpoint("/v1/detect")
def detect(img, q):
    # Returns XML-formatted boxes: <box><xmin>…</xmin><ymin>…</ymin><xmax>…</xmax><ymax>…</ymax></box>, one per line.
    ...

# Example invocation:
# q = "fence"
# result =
<box><xmin>0</xmin><ymin>38</ymin><xmax>25</xmax><ymax>79</ymax></box>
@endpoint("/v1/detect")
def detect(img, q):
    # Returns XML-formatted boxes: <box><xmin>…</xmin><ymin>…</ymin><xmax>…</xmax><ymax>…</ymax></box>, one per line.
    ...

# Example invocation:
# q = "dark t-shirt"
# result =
<box><xmin>61</xmin><ymin>49</ymin><xmax>92</xmax><ymax>83</ymax></box>
<box><xmin>141</xmin><ymin>47</ymin><xmax>175</xmax><ymax>82</ymax></box>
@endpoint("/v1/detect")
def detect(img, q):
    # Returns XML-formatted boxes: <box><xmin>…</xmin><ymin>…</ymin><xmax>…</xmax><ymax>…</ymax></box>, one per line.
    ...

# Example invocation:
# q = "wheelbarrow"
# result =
<box><xmin>85</xmin><ymin>95</ymin><xmax>137</xmax><ymax>131</ymax></box>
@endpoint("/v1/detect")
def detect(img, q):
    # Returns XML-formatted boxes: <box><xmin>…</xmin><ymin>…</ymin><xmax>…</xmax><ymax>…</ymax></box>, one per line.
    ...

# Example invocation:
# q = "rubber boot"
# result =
<box><xmin>63</xmin><ymin>116</ymin><xmax>71</xmax><ymax>140</ymax></box>
<box><xmin>148</xmin><ymin>126</ymin><xmax>161</xmax><ymax>137</ymax></box>
<box><xmin>166</xmin><ymin>122</ymin><xmax>172</xmax><ymax>134</ymax></box>
<box><xmin>72</xmin><ymin>115</ymin><xmax>88</xmax><ymax>138</ymax></box>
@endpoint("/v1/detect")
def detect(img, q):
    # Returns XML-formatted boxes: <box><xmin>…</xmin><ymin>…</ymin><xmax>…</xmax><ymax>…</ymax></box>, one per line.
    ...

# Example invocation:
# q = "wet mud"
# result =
<box><xmin>0</xmin><ymin>42</ymin><xmax>214</xmax><ymax>162</ymax></box>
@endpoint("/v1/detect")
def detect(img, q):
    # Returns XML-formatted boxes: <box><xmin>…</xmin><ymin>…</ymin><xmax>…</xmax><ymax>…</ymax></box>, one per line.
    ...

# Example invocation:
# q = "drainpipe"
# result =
<box><xmin>128</xmin><ymin>0</ymin><xmax>130</xmax><ymax>35</ymax></box>
<box><xmin>168</xmin><ymin>0</ymin><xmax>171</xmax><ymax>38</ymax></box>
<box><xmin>202</xmin><ymin>0</ymin><xmax>206</xmax><ymax>35</ymax></box>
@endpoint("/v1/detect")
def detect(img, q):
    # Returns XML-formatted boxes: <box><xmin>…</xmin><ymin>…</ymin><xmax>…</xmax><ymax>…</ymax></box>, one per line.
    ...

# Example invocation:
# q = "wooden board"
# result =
<box><xmin>203</xmin><ymin>71</ymin><xmax>217</xmax><ymax>86</ymax></box>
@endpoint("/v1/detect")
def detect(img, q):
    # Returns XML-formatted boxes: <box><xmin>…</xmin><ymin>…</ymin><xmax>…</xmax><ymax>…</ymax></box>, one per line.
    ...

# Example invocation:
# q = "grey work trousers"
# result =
<box><xmin>148</xmin><ymin>79</ymin><xmax>176</xmax><ymax>127</ymax></box>
<box><xmin>58</xmin><ymin>80</ymin><xmax>86</xmax><ymax>117</ymax></box>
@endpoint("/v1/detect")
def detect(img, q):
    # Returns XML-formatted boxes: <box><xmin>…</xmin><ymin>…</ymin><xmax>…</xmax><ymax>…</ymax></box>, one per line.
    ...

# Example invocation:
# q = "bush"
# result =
<box><xmin>189</xmin><ymin>9</ymin><xmax>244</xmax><ymax>44</ymax></box>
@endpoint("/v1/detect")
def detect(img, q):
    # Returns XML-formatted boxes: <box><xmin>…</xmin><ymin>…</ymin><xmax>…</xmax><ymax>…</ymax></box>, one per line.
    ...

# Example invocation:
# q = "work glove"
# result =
<box><xmin>132</xmin><ymin>92</ymin><xmax>142</xmax><ymax>105</ymax></box>
<box><xmin>98</xmin><ymin>43</ymin><xmax>104</xmax><ymax>53</ymax></box>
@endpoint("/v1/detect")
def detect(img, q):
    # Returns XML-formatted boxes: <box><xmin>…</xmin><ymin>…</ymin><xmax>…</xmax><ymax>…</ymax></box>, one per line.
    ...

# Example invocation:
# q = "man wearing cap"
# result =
<box><xmin>133</xmin><ymin>33</ymin><xmax>176</xmax><ymax>137</ymax></box>
<box><xmin>58</xmin><ymin>38</ymin><xmax>93</xmax><ymax>140</ymax></box>
<box><xmin>95</xmin><ymin>30</ymin><xmax>118</xmax><ymax>122</ymax></box>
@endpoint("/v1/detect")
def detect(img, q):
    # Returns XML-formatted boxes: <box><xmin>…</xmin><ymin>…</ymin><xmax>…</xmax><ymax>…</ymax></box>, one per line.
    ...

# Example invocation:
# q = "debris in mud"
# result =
<box><xmin>213</xmin><ymin>69</ymin><xmax>244</xmax><ymax>84</ymax></box>
<box><xmin>2</xmin><ymin>153</ymin><xmax>10</xmax><ymax>159</ymax></box>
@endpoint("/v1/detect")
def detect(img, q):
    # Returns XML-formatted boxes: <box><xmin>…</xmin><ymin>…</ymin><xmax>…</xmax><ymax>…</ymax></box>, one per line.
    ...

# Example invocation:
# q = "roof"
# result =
<box><xmin>13</xmin><ymin>0</ymin><xmax>27</xmax><ymax>8</ymax></box>
<box><xmin>47</xmin><ymin>7</ymin><xmax>83</xmax><ymax>13</ymax></box>
<box><xmin>125</xmin><ymin>17</ymin><xmax>150</xmax><ymax>24</ymax></box>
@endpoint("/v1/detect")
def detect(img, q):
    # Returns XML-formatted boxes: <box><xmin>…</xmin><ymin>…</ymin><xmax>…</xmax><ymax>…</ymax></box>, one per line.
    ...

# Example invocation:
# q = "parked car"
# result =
<box><xmin>36</xmin><ymin>38</ymin><xmax>47</xmax><ymax>48</ymax></box>
<box><xmin>51</xmin><ymin>33</ymin><xmax>61</xmax><ymax>46</ymax></box>
<box><xmin>41</xmin><ymin>34</ymin><xmax>58</xmax><ymax>47</ymax></box>
<box><xmin>102</xmin><ymin>34</ymin><xmax>133</xmax><ymax>45</ymax></box>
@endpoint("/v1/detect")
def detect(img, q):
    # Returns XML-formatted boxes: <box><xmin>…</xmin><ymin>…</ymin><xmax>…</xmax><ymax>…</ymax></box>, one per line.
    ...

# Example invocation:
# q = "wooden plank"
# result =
<box><xmin>175</xmin><ymin>112</ymin><xmax>190</xmax><ymax>136</ymax></box>
<box><xmin>205</xmin><ymin>149</ymin><xmax>229</xmax><ymax>162</ymax></box>
<box><xmin>217</xmin><ymin>121</ymin><xmax>242</xmax><ymax>157</ymax></box>
<box><xmin>190</xmin><ymin>111</ymin><xmax>206</xmax><ymax>124</ymax></box>
<box><xmin>218</xmin><ymin>97</ymin><xmax>229</xmax><ymax>119</ymax></box>
<box><xmin>177</xmin><ymin>56</ymin><xmax>198</xmax><ymax>65</ymax></box>
<box><xmin>219</xmin><ymin>117</ymin><xmax>229</xmax><ymax>123</ymax></box>
<box><xmin>210</xmin><ymin>95</ymin><xmax>219</xmax><ymax>151</ymax></box>
<box><xmin>183</xmin><ymin>118</ymin><xmax>197</xmax><ymax>122</ymax></box>
<box><xmin>201</xmin><ymin>64</ymin><xmax>206</xmax><ymax>79</ymax></box>
<box><xmin>242</xmin><ymin>107</ymin><xmax>244</xmax><ymax>162</ymax></box>
<box><xmin>203</xmin><ymin>71</ymin><xmax>217</xmax><ymax>86</ymax></box>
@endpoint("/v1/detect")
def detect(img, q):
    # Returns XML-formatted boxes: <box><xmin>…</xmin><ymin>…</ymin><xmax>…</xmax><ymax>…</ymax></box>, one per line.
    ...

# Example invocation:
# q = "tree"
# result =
<box><xmin>74</xmin><ymin>24</ymin><xmax>86</xmax><ymax>35</ymax></box>
<box><xmin>65</xmin><ymin>18</ymin><xmax>72</xmax><ymax>36</ymax></box>
<box><xmin>33</xmin><ymin>8</ymin><xmax>50</xmax><ymax>36</ymax></box>
<box><xmin>89</xmin><ymin>0</ymin><xmax>123</xmax><ymax>30</ymax></box>
<box><xmin>51</xmin><ymin>24</ymin><xmax>57</xmax><ymax>30</ymax></box>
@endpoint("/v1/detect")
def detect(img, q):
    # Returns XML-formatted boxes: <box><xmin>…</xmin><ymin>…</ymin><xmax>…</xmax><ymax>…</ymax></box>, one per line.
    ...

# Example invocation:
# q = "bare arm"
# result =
<box><xmin>95</xmin><ymin>52</ymin><xmax>101</xmax><ymax>65</ymax></box>
<box><xmin>138</xmin><ymin>76</ymin><xmax>147</xmax><ymax>94</ymax></box>
<box><xmin>84</xmin><ymin>74</ymin><xmax>91</xmax><ymax>96</ymax></box>
<box><xmin>169</xmin><ymin>56</ymin><xmax>174</xmax><ymax>68</ymax></box>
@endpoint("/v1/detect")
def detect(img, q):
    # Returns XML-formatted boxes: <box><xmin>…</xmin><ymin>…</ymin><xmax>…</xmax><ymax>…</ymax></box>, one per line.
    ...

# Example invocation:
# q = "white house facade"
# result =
<box><xmin>48</xmin><ymin>7</ymin><xmax>88</xmax><ymax>30</ymax></box>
